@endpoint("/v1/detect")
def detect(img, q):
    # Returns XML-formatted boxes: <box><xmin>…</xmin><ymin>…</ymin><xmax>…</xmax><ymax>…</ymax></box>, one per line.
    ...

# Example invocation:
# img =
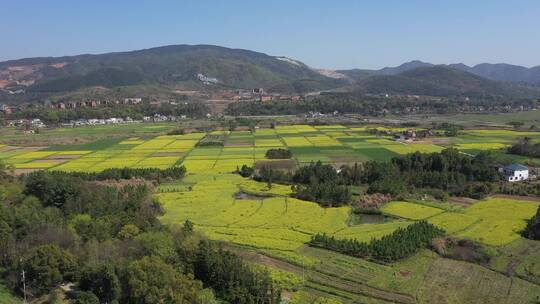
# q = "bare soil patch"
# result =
<box><xmin>492</xmin><ymin>194</ymin><xmax>540</xmax><ymax>202</ymax></box>
<box><xmin>449</xmin><ymin>196</ymin><xmax>479</xmax><ymax>207</ymax></box>
<box><xmin>255</xmin><ymin>159</ymin><xmax>296</xmax><ymax>171</ymax></box>
<box><xmin>399</xmin><ymin>269</ymin><xmax>412</xmax><ymax>277</ymax></box>
<box><xmin>234</xmin><ymin>191</ymin><xmax>273</xmax><ymax>200</ymax></box>
<box><xmin>152</xmin><ymin>152</ymin><xmax>183</xmax><ymax>157</ymax></box>
<box><xmin>229</xmin><ymin>247</ymin><xmax>302</xmax><ymax>274</ymax></box>
<box><xmin>34</xmin><ymin>159</ymin><xmax>67</xmax><ymax>164</ymax></box>
<box><xmin>90</xmin><ymin>179</ymin><xmax>156</xmax><ymax>189</ymax></box>
<box><xmin>0</xmin><ymin>80</ymin><xmax>9</xmax><ymax>89</ymax></box>
<box><xmin>13</xmin><ymin>168</ymin><xmax>40</xmax><ymax>175</ymax></box>
<box><xmin>414</xmin><ymin>138</ymin><xmax>451</xmax><ymax>145</ymax></box>
<box><xmin>0</xmin><ymin>145</ymin><xmax>13</xmax><ymax>152</ymax></box>
<box><xmin>8</xmin><ymin>146</ymin><xmax>45</xmax><ymax>152</ymax></box>
<box><xmin>47</xmin><ymin>154</ymin><xmax>82</xmax><ymax>159</ymax></box>
<box><xmin>225</xmin><ymin>142</ymin><xmax>252</xmax><ymax>147</ymax></box>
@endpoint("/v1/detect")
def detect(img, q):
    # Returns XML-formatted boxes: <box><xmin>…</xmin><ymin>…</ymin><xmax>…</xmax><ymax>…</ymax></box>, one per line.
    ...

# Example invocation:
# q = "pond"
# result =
<box><xmin>358</xmin><ymin>213</ymin><xmax>390</xmax><ymax>224</ymax></box>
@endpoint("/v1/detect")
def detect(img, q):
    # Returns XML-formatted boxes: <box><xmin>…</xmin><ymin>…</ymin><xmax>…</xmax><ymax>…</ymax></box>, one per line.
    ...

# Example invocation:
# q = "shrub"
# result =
<box><xmin>265</xmin><ymin>149</ymin><xmax>292</xmax><ymax>159</ymax></box>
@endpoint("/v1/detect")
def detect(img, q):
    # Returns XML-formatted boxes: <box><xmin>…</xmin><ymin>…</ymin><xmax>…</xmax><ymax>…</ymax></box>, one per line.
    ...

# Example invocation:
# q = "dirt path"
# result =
<box><xmin>491</xmin><ymin>194</ymin><xmax>540</xmax><ymax>202</ymax></box>
<box><xmin>449</xmin><ymin>196</ymin><xmax>479</xmax><ymax>207</ymax></box>
<box><xmin>235</xmin><ymin>249</ymin><xmax>304</xmax><ymax>274</ymax></box>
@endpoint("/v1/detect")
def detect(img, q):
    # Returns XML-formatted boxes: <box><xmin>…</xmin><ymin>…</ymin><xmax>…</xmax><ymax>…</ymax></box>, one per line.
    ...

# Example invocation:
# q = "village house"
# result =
<box><xmin>503</xmin><ymin>164</ymin><xmax>529</xmax><ymax>182</ymax></box>
<box><xmin>105</xmin><ymin>117</ymin><xmax>124</xmax><ymax>124</ymax></box>
<box><xmin>84</xmin><ymin>100</ymin><xmax>99</xmax><ymax>108</ymax></box>
<box><xmin>260</xmin><ymin>95</ymin><xmax>273</xmax><ymax>102</ymax></box>
<box><xmin>123</xmin><ymin>98</ymin><xmax>142</xmax><ymax>105</ymax></box>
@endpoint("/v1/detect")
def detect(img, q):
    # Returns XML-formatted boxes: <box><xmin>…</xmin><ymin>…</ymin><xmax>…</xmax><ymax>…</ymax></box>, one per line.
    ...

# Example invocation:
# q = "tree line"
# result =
<box><xmin>64</xmin><ymin>166</ymin><xmax>186</xmax><ymax>181</ymax></box>
<box><xmin>508</xmin><ymin>137</ymin><xmax>540</xmax><ymax>158</ymax></box>
<box><xmin>225</xmin><ymin>93</ymin><xmax>539</xmax><ymax>116</ymax></box>
<box><xmin>251</xmin><ymin>161</ymin><xmax>351</xmax><ymax>207</ymax></box>
<box><xmin>0</xmin><ymin>166</ymin><xmax>280</xmax><ymax>303</ymax></box>
<box><xmin>523</xmin><ymin>206</ymin><xmax>540</xmax><ymax>241</ymax></box>
<box><xmin>340</xmin><ymin>148</ymin><xmax>500</xmax><ymax>199</ymax></box>
<box><xmin>309</xmin><ymin>221</ymin><xmax>445</xmax><ymax>262</ymax></box>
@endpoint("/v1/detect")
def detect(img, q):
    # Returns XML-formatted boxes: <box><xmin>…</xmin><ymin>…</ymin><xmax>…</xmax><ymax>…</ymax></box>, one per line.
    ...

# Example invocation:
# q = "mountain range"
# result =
<box><xmin>1</xmin><ymin>44</ymin><xmax>539</xmax><ymax>103</ymax></box>
<box><xmin>338</xmin><ymin>60</ymin><xmax>540</xmax><ymax>86</ymax></box>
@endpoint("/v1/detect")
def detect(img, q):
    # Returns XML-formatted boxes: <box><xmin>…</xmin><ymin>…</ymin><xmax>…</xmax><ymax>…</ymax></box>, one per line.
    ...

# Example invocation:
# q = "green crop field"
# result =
<box><xmin>380</xmin><ymin>199</ymin><xmax>539</xmax><ymax>246</ymax></box>
<box><xmin>157</xmin><ymin>173</ymin><xmax>385</xmax><ymax>252</ymax></box>
<box><xmin>381</xmin><ymin>201</ymin><xmax>446</xmax><ymax>220</ymax></box>
<box><xmin>3</xmin><ymin>124</ymin><xmax>538</xmax><ymax>171</ymax></box>
<box><xmin>453</xmin><ymin>198</ymin><xmax>539</xmax><ymax>245</ymax></box>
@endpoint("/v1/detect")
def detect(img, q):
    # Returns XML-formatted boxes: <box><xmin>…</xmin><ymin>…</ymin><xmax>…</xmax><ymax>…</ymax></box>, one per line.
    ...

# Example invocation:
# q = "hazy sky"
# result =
<box><xmin>2</xmin><ymin>0</ymin><xmax>539</xmax><ymax>69</ymax></box>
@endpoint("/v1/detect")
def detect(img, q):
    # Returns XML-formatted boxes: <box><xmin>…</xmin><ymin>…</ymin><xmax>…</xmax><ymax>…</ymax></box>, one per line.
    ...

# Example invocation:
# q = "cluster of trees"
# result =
<box><xmin>438</xmin><ymin>123</ymin><xmax>464</xmax><ymax>137</ymax></box>
<box><xmin>351</xmin><ymin>149</ymin><xmax>499</xmax><ymax>198</ymax></box>
<box><xmin>0</xmin><ymin>166</ymin><xmax>279</xmax><ymax>303</ymax></box>
<box><xmin>293</xmin><ymin>181</ymin><xmax>350</xmax><ymax>207</ymax></box>
<box><xmin>265</xmin><ymin>148</ymin><xmax>292</xmax><ymax>159</ymax></box>
<box><xmin>309</xmin><ymin>221</ymin><xmax>445</xmax><ymax>262</ymax></box>
<box><xmin>237</xmin><ymin>164</ymin><xmax>255</xmax><ymax>178</ymax></box>
<box><xmin>253</xmin><ymin>165</ymin><xmax>290</xmax><ymax>187</ymax></box>
<box><xmin>523</xmin><ymin>206</ymin><xmax>540</xmax><ymax>240</ymax></box>
<box><xmin>254</xmin><ymin>161</ymin><xmax>352</xmax><ymax>207</ymax></box>
<box><xmin>508</xmin><ymin>137</ymin><xmax>540</xmax><ymax>158</ymax></box>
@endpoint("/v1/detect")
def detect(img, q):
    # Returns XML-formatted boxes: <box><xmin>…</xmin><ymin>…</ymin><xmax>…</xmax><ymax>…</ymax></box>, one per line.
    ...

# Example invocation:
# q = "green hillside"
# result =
<box><xmin>1</xmin><ymin>45</ymin><xmax>341</xmax><ymax>95</ymax></box>
<box><xmin>358</xmin><ymin>66</ymin><xmax>540</xmax><ymax>98</ymax></box>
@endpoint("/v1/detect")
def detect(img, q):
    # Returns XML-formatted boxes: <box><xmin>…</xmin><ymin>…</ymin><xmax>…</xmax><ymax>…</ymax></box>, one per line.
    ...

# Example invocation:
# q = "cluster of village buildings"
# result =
<box><xmin>5</xmin><ymin>113</ymin><xmax>190</xmax><ymax>131</ymax></box>
<box><xmin>49</xmin><ymin>98</ymin><xmax>143</xmax><ymax>110</ymax></box>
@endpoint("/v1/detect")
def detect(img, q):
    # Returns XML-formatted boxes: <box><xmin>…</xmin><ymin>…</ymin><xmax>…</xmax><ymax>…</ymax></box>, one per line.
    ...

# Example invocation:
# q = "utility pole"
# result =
<box><xmin>21</xmin><ymin>269</ymin><xmax>27</xmax><ymax>304</ymax></box>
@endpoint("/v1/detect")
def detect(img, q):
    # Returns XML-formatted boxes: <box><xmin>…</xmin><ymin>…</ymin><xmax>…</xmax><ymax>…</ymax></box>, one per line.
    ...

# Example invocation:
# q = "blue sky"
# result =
<box><xmin>2</xmin><ymin>0</ymin><xmax>539</xmax><ymax>69</ymax></box>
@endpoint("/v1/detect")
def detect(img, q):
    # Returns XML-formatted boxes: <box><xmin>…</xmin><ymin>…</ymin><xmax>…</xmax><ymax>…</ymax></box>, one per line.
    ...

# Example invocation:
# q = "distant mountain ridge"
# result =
<box><xmin>1</xmin><ymin>44</ymin><xmax>540</xmax><ymax>103</ymax></box>
<box><xmin>340</xmin><ymin>60</ymin><xmax>540</xmax><ymax>85</ymax></box>
<box><xmin>355</xmin><ymin>65</ymin><xmax>540</xmax><ymax>98</ymax></box>
<box><xmin>452</xmin><ymin>63</ymin><xmax>540</xmax><ymax>85</ymax></box>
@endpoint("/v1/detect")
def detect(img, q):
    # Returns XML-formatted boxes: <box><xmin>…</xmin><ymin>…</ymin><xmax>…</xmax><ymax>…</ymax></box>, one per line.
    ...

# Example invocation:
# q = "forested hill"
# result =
<box><xmin>0</xmin><ymin>44</ymin><xmax>342</xmax><ymax>96</ymax></box>
<box><xmin>356</xmin><ymin>66</ymin><xmax>540</xmax><ymax>98</ymax></box>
